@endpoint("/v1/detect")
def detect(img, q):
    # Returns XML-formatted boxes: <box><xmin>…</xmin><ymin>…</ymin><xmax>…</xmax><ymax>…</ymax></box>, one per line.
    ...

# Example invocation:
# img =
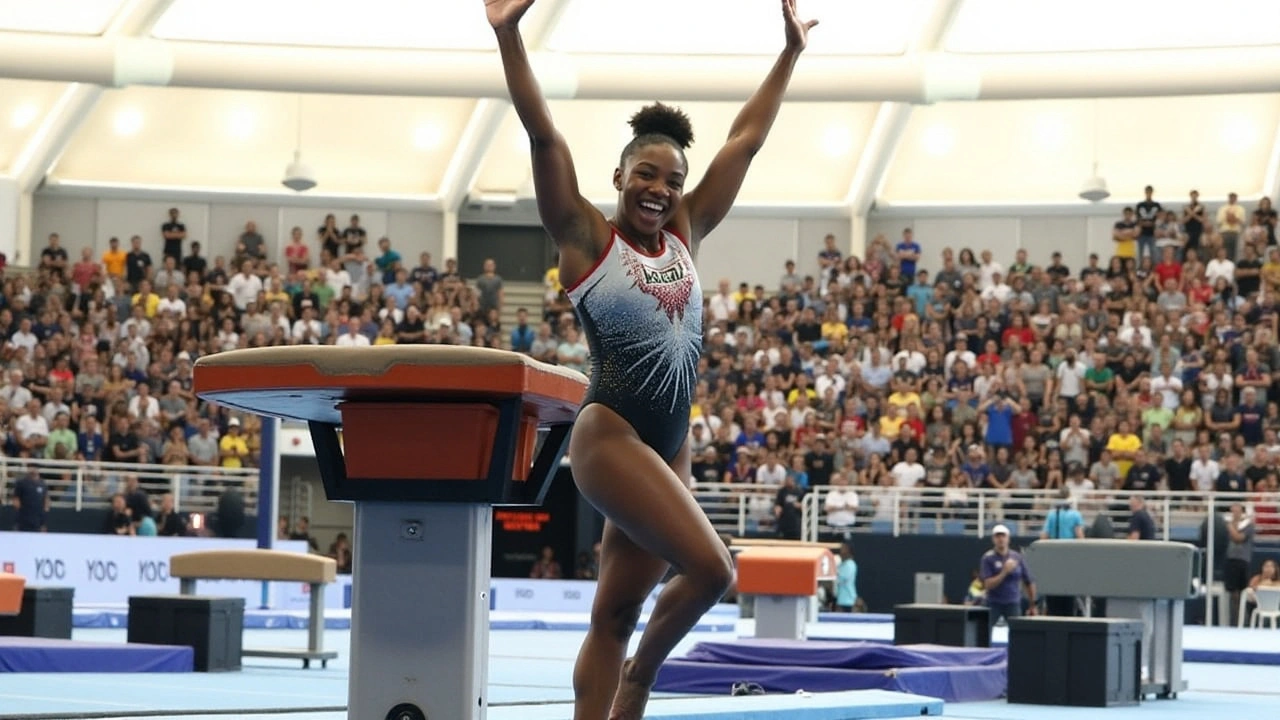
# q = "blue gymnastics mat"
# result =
<box><xmin>0</xmin><ymin>636</ymin><xmax>192</xmax><ymax>673</ymax></box>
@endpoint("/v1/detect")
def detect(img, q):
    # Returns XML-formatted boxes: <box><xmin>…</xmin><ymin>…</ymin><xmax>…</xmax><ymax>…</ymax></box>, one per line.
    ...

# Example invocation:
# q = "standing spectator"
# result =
<box><xmin>980</xmin><ymin>525</ymin><xmax>1037</xmax><ymax>625</ymax></box>
<box><xmin>1182</xmin><ymin>189</ymin><xmax>1207</xmax><ymax>255</ymax></box>
<box><xmin>1113</xmin><ymin>207</ymin><xmax>1139</xmax><ymax>267</ymax></box>
<box><xmin>102</xmin><ymin>236</ymin><xmax>127</xmax><ymax>282</ymax></box>
<box><xmin>125</xmin><ymin>235</ymin><xmax>152</xmax><ymax>289</ymax></box>
<box><xmin>834</xmin><ymin>543</ymin><xmax>858</xmax><ymax>613</ymax></box>
<box><xmin>772</xmin><ymin>473</ymin><xmax>805</xmax><ymax>540</ymax></box>
<box><xmin>475</xmin><ymin>258</ymin><xmax>505</xmax><ymax>319</ymax></box>
<box><xmin>318</xmin><ymin>214</ymin><xmax>343</xmax><ymax>259</ymax></box>
<box><xmin>40</xmin><ymin>233</ymin><xmax>68</xmax><ymax>279</ymax></box>
<box><xmin>1040</xmin><ymin>486</ymin><xmax>1085</xmax><ymax>540</ymax></box>
<box><xmin>1135</xmin><ymin>185</ymin><xmax>1162</xmax><ymax>265</ymax></box>
<box><xmin>10</xmin><ymin>466</ymin><xmax>49</xmax><ymax>532</ymax></box>
<box><xmin>1218</xmin><ymin>192</ymin><xmax>1246</xmax><ymax>259</ymax></box>
<box><xmin>895</xmin><ymin>228</ymin><xmax>921</xmax><ymax>279</ymax></box>
<box><xmin>1126</xmin><ymin>495</ymin><xmax>1156</xmax><ymax>540</ymax></box>
<box><xmin>237</xmin><ymin>221</ymin><xmax>266</xmax><ymax>262</ymax></box>
<box><xmin>374</xmin><ymin>237</ymin><xmax>402</xmax><ymax>284</ymax></box>
<box><xmin>70</xmin><ymin>247</ymin><xmax>99</xmax><ymax>294</ymax></box>
<box><xmin>817</xmin><ymin>234</ymin><xmax>843</xmax><ymax>283</ymax></box>
<box><xmin>284</xmin><ymin>226</ymin><xmax>310</xmax><ymax>274</ymax></box>
<box><xmin>410</xmin><ymin>252</ymin><xmax>439</xmax><ymax>293</ymax></box>
<box><xmin>161</xmin><ymin>208</ymin><xmax>186</xmax><ymax>263</ymax></box>
<box><xmin>1224</xmin><ymin>503</ymin><xmax>1255</xmax><ymax>626</ymax></box>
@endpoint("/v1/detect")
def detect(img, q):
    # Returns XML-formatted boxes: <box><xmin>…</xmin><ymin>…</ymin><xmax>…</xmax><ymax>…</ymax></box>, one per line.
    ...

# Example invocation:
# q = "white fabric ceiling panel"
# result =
<box><xmin>881</xmin><ymin>95</ymin><xmax>1280</xmax><ymax>204</ymax></box>
<box><xmin>946</xmin><ymin>0</ymin><xmax>1280</xmax><ymax>54</ymax></box>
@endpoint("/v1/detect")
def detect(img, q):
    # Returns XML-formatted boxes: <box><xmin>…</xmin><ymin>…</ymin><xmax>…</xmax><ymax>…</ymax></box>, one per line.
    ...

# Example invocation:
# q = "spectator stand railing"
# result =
<box><xmin>691</xmin><ymin>482</ymin><xmax>1280</xmax><ymax>550</ymax></box>
<box><xmin>0</xmin><ymin>456</ymin><xmax>259</xmax><ymax>515</ymax></box>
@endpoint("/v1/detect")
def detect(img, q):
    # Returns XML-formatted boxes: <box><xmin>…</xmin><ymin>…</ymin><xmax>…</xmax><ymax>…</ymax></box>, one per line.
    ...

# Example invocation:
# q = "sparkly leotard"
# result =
<box><xmin>565</xmin><ymin>226</ymin><xmax>703</xmax><ymax>463</ymax></box>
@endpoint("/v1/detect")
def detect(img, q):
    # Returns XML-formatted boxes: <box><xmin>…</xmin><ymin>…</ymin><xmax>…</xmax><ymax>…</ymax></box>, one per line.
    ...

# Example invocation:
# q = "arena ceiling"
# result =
<box><xmin>2</xmin><ymin>0</ymin><xmax>1280</xmax><ymax>215</ymax></box>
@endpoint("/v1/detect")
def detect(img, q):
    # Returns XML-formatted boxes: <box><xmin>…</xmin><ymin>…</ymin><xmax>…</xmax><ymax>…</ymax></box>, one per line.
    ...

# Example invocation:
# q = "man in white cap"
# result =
<box><xmin>979</xmin><ymin>524</ymin><xmax>1037</xmax><ymax>626</ymax></box>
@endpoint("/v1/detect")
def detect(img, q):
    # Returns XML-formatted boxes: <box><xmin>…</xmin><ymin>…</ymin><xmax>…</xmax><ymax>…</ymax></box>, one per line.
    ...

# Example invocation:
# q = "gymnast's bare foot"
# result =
<box><xmin>608</xmin><ymin>657</ymin><xmax>653</xmax><ymax>720</ymax></box>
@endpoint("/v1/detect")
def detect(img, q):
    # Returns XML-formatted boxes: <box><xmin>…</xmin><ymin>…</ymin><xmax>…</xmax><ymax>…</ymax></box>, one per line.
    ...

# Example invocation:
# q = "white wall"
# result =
<box><xmin>868</xmin><ymin>210</ymin><xmax>1126</xmax><ymax>277</ymax></box>
<box><xmin>31</xmin><ymin>195</ymin><xmax>445</xmax><ymax>269</ymax></box>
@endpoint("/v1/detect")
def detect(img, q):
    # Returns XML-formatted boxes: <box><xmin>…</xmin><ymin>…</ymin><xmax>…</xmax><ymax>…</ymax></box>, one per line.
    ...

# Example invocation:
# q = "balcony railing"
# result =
<box><xmin>691</xmin><ymin>481</ymin><xmax>1280</xmax><ymax>572</ymax></box>
<box><xmin>0</xmin><ymin>456</ymin><xmax>259</xmax><ymax>514</ymax></box>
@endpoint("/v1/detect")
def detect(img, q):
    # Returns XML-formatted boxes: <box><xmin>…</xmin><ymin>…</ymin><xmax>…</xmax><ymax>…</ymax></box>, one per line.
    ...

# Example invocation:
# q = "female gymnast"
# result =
<box><xmin>485</xmin><ymin>1</ymin><xmax>818</xmax><ymax>717</ymax></box>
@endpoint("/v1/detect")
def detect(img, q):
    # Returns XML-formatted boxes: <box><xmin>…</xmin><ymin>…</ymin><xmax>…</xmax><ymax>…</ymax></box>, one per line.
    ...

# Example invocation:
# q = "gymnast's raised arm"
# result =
<box><xmin>487</xmin><ymin>0</ymin><xmax>605</xmax><ymax>250</ymax></box>
<box><xmin>679</xmin><ymin>0</ymin><xmax>818</xmax><ymax>246</ymax></box>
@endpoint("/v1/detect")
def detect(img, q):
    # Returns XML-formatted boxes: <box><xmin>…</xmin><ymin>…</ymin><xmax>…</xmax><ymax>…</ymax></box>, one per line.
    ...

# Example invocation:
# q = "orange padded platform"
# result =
<box><xmin>192</xmin><ymin>346</ymin><xmax>587</xmax><ymax>427</ymax></box>
<box><xmin>193</xmin><ymin>346</ymin><xmax>589</xmax><ymax>492</ymax></box>
<box><xmin>735</xmin><ymin>546</ymin><xmax>838</xmax><ymax>597</ymax></box>
<box><xmin>0</xmin><ymin>572</ymin><xmax>25</xmax><ymax>615</ymax></box>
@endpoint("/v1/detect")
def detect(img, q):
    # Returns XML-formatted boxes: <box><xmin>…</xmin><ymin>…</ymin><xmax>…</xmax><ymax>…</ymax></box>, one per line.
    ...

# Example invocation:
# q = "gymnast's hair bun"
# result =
<box><xmin>629</xmin><ymin>103</ymin><xmax>694</xmax><ymax>149</ymax></box>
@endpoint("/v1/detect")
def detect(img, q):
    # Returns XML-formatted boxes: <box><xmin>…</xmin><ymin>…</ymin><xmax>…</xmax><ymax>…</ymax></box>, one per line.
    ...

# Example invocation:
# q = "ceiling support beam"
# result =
<box><xmin>437</xmin><ymin>0</ymin><xmax>575</xmax><ymax>221</ymax></box>
<box><xmin>1263</xmin><ymin>116</ymin><xmax>1280</xmax><ymax>205</ymax></box>
<box><xmin>11</xmin><ymin>0</ymin><xmax>176</xmax><ymax>265</ymax></box>
<box><xmin>6</xmin><ymin>30</ymin><xmax>1280</xmax><ymax>103</ymax></box>
<box><xmin>845</xmin><ymin>0</ymin><xmax>964</xmax><ymax>258</ymax></box>
<box><xmin>12</xmin><ymin>0</ymin><xmax>177</xmax><ymax>195</ymax></box>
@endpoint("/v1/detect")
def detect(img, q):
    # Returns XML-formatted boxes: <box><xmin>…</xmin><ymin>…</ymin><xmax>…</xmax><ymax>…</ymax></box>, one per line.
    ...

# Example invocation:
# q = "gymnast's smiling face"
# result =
<box><xmin>613</xmin><ymin>142</ymin><xmax>686</xmax><ymax>240</ymax></box>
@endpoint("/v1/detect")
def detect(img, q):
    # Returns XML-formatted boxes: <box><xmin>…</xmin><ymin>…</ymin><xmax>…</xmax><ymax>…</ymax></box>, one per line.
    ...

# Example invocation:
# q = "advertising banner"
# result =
<box><xmin>0</xmin><ymin>532</ymin><xmax>322</xmax><ymax>609</ymax></box>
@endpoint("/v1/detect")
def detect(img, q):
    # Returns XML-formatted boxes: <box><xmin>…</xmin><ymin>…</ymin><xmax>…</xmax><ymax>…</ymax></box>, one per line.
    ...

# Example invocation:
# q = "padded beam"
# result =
<box><xmin>168</xmin><ymin>549</ymin><xmax>337</xmax><ymax>668</ymax></box>
<box><xmin>0</xmin><ymin>573</ymin><xmax>25</xmax><ymax>615</ymax></box>
<box><xmin>170</xmin><ymin>550</ymin><xmax>336</xmax><ymax>584</ymax></box>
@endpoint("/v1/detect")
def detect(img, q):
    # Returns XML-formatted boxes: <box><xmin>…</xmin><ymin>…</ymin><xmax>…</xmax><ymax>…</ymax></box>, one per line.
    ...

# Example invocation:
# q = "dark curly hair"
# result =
<box><xmin>619</xmin><ymin>102</ymin><xmax>695</xmax><ymax>168</ymax></box>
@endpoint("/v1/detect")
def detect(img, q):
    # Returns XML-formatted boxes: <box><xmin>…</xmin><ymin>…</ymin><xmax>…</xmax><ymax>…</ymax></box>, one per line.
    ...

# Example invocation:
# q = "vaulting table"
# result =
<box><xmin>195</xmin><ymin>346</ymin><xmax>588</xmax><ymax>720</ymax></box>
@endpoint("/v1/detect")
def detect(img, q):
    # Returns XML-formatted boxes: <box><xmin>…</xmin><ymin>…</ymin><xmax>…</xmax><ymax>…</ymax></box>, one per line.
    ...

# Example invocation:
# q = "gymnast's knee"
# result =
<box><xmin>593</xmin><ymin>600</ymin><xmax>644</xmax><ymax>643</ymax></box>
<box><xmin>688</xmin><ymin>546</ymin><xmax>735</xmax><ymax>604</ymax></box>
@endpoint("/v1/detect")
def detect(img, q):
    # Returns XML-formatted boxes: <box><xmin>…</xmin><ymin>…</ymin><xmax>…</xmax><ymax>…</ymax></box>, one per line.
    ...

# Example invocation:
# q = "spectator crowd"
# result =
<box><xmin>6</xmin><ymin>191</ymin><xmax>1280</xmax><ymax>566</ymax></box>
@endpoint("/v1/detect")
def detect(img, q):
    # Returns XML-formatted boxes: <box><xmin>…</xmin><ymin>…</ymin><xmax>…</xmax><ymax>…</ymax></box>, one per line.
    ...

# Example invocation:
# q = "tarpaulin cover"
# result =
<box><xmin>683</xmin><ymin>639</ymin><xmax>1006</xmax><ymax>669</ymax></box>
<box><xmin>654</xmin><ymin>659</ymin><xmax>1006</xmax><ymax>703</ymax></box>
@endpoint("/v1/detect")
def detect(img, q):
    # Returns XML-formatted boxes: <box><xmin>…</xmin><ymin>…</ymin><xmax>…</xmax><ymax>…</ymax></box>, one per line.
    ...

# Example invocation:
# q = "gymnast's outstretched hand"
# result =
<box><xmin>485</xmin><ymin>0</ymin><xmax>535</xmax><ymax>30</ymax></box>
<box><xmin>782</xmin><ymin>0</ymin><xmax>819</xmax><ymax>52</ymax></box>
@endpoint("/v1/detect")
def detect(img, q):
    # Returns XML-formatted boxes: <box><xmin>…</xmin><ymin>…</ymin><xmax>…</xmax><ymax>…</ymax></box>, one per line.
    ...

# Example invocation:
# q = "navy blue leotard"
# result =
<box><xmin>565</xmin><ymin>227</ymin><xmax>703</xmax><ymax>463</ymax></box>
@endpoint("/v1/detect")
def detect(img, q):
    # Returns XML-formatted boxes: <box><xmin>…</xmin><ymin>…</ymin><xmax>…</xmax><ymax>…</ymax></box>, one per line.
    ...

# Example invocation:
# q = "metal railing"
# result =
<box><xmin>691</xmin><ymin>482</ymin><xmax>1280</xmax><ymax>551</ymax></box>
<box><xmin>0</xmin><ymin>456</ymin><xmax>259</xmax><ymax>514</ymax></box>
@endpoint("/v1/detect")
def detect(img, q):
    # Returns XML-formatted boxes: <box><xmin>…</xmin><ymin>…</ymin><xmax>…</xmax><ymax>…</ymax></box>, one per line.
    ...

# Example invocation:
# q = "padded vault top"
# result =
<box><xmin>193</xmin><ymin>345</ymin><xmax>588</xmax><ymax>425</ymax></box>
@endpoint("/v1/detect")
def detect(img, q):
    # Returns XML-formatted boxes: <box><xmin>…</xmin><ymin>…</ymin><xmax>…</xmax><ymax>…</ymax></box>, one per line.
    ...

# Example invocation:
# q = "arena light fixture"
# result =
<box><xmin>282</xmin><ymin>96</ymin><xmax>316</xmax><ymax>192</ymax></box>
<box><xmin>1078</xmin><ymin>101</ymin><xmax>1109</xmax><ymax>202</ymax></box>
<box><xmin>1078</xmin><ymin>164</ymin><xmax>1111</xmax><ymax>203</ymax></box>
<box><xmin>282</xmin><ymin>150</ymin><xmax>317</xmax><ymax>192</ymax></box>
